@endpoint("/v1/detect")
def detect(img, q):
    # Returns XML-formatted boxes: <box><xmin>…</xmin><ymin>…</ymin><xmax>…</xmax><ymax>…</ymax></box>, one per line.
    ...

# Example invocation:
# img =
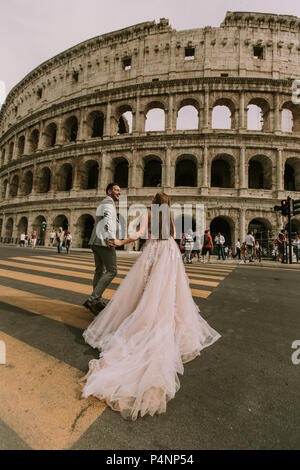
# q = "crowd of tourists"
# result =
<box><xmin>179</xmin><ymin>228</ymin><xmax>300</xmax><ymax>264</ymax></box>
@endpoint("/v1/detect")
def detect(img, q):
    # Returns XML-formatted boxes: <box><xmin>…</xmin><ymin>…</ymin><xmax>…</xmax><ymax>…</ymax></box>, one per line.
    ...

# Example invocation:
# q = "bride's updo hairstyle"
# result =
<box><xmin>150</xmin><ymin>192</ymin><xmax>175</xmax><ymax>240</ymax></box>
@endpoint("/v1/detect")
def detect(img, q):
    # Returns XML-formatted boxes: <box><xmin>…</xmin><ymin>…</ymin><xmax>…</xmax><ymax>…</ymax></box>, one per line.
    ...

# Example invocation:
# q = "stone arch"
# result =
<box><xmin>8</xmin><ymin>141</ymin><xmax>14</xmax><ymax>161</ymax></box>
<box><xmin>75</xmin><ymin>214</ymin><xmax>95</xmax><ymax>248</ymax></box>
<box><xmin>9</xmin><ymin>175</ymin><xmax>19</xmax><ymax>197</ymax></box>
<box><xmin>143</xmin><ymin>156</ymin><xmax>162</xmax><ymax>187</ymax></box>
<box><xmin>248</xmin><ymin>217</ymin><xmax>274</xmax><ymax>256</ymax></box>
<box><xmin>52</xmin><ymin>215</ymin><xmax>69</xmax><ymax>231</ymax></box>
<box><xmin>210</xmin><ymin>216</ymin><xmax>235</xmax><ymax>248</ymax></box>
<box><xmin>0</xmin><ymin>218</ymin><xmax>3</xmax><ymax>238</ymax></box>
<box><xmin>113</xmin><ymin>157</ymin><xmax>129</xmax><ymax>188</ymax></box>
<box><xmin>57</xmin><ymin>163</ymin><xmax>73</xmax><ymax>191</ymax></box>
<box><xmin>64</xmin><ymin>116</ymin><xmax>78</xmax><ymax>142</ymax></box>
<box><xmin>212</xmin><ymin>98</ymin><xmax>236</xmax><ymax>130</ymax></box>
<box><xmin>247</xmin><ymin>98</ymin><xmax>270</xmax><ymax>131</ymax></box>
<box><xmin>284</xmin><ymin>157</ymin><xmax>300</xmax><ymax>191</ymax></box>
<box><xmin>21</xmin><ymin>170</ymin><xmax>33</xmax><ymax>196</ymax></box>
<box><xmin>211</xmin><ymin>154</ymin><xmax>235</xmax><ymax>188</ymax></box>
<box><xmin>5</xmin><ymin>217</ymin><xmax>14</xmax><ymax>239</ymax></box>
<box><xmin>289</xmin><ymin>218</ymin><xmax>300</xmax><ymax>235</ymax></box>
<box><xmin>2</xmin><ymin>179</ymin><xmax>8</xmax><ymax>199</ymax></box>
<box><xmin>248</xmin><ymin>155</ymin><xmax>272</xmax><ymax>190</ymax></box>
<box><xmin>145</xmin><ymin>101</ymin><xmax>165</xmax><ymax>132</ymax></box>
<box><xmin>116</xmin><ymin>105</ymin><xmax>133</xmax><ymax>135</ymax></box>
<box><xmin>29</xmin><ymin>129</ymin><xmax>39</xmax><ymax>153</ymax></box>
<box><xmin>17</xmin><ymin>216</ymin><xmax>28</xmax><ymax>234</ymax></box>
<box><xmin>176</xmin><ymin>99</ymin><xmax>199</xmax><ymax>130</ymax></box>
<box><xmin>81</xmin><ymin>160</ymin><xmax>99</xmax><ymax>190</ymax></box>
<box><xmin>38</xmin><ymin>167</ymin><xmax>51</xmax><ymax>193</ymax></box>
<box><xmin>1</xmin><ymin>147</ymin><xmax>6</xmax><ymax>166</ymax></box>
<box><xmin>17</xmin><ymin>135</ymin><xmax>25</xmax><ymax>156</ymax></box>
<box><xmin>31</xmin><ymin>214</ymin><xmax>47</xmax><ymax>243</ymax></box>
<box><xmin>175</xmin><ymin>155</ymin><xmax>197</xmax><ymax>187</ymax></box>
<box><xmin>281</xmin><ymin>101</ymin><xmax>300</xmax><ymax>133</ymax></box>
<box><xmin>87</xmin><ymin>111</ymin><xmax>104</xmax><ymax>138</ymax></box>
<box><xmin>44</xmin><ymin>122</ymin><xmax>57</xmax><ymax>147</ymax></box>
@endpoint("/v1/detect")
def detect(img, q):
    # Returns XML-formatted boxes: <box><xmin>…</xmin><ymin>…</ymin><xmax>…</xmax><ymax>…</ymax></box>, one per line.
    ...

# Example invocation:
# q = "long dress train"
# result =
<box><xmin>80</xmin><ymin>237</ymin><xmax>221</xmax><ymax>420</ymax></box>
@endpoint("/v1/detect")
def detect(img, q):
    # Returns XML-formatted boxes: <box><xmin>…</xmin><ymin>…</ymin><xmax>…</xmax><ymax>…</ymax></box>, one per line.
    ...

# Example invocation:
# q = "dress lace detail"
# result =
<box><xmin>80</xmin><ymin>237</ymin><xmax>221</xmax><ymax>420</ymax></box>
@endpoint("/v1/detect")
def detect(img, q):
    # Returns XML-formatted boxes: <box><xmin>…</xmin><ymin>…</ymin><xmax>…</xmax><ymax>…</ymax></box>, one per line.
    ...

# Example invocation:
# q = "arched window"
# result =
<box><xmin>248</xmin><ymin>155</ymin><xmax>272</xmax><ymax>190</ymax></box>
<box><xmin>284</xmin><ymin>158</ymin><xmax>300</xmax><ymax>191</ymax></box>
<box><xmin>247</xmin><ymin>104</ymin><xmax>263</xmax><ymax>131</ymax></box>
<box><xmin>118</xmin><ymin>111</ymin><xmax>133</xmax><ymax>135</ymax></box>
<box><xmin>81</xmin><ymin>160</ymin><xmax>99</xmax><ymax>190</ymax></box>
<box><xmin>87</xmin><ymin>111</ymin><xmax>104</xmax><ymax>138</ymax></box>
<box><xmin>143</xmin><ymin>158</ymin><xmax>162</xmax><ymax>187</ymax></box>
<box><xmin>21</xmin><ymin>171</ymin><xmax>33</xmax><ymax>195</ymax></box>
<box><xmin>57</xmin><ymin>164</ymin><xmax>73</xmax><ymax>191</ymax></box>
<box><xmin>211</xmin><ymin>156</ymin><xmax>234</xmax><ymax>188</ymax></box>
<box><xmin>247</xmin><ymin>98</ymin><xmax>269</xmax><ymax>131</ymax></box>
<box><xmin>145</xmin><ymin>104</ymin><xmax>165</xmax><ymax>132</ymax></box>
<box><xmin>44</xmin><ymin>123</ymin><xmax>57</xmax><ymax>147</ymax></box>
<box><xmin>64</xmin><ymin>116</ymin><xmax>78</xmax><ymax>142</ymax></box>
<box><xmin>17</xmin><ymin>135</ymin><xmax>25</xmax><ymax>156</ymax></box>
<box><xmin>281</xmin><ymin>108</ymin><xmax>293</xmax><ymax>133</ymax></box>
<box><xmin>212</xmin><ymin>106</ymin><xmax>231</xmax><ymax>129</ymax></box>
<box><xmin>38</xmin><ymin>167</ymin><xmax>51</xmax><ymax>193</ymax></box>
<box><xmin>114</xmin><ymin>158</ymin><xmax>128</xmax><ymax>188</ymax></box>
<box><xmin>175</xmin><ymin>158</ymin><xmax>197</xmax><ymax>186</ymax></box>
<box><xmin>29</xmin><ymin>129</ymin><xmax>39</xmax><ymax>152</ymax></box>
<box><xmin>176</xmin><ymin>105</ymin><xmax>198</xmax><ymax>130</ymax></box>
<box><xmin>10</xmin><ymin>175</ymin><xmax>19</xmax><ymax>197</ymax></box>
<box><xmin>8</xmin><ymin>142</ymin><xmax>14</xmax><ymax>161</ymax></box>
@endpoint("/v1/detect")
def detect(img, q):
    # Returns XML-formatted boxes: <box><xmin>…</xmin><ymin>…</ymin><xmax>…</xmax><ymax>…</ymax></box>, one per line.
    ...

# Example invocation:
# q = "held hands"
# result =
<box><xmin>108</xmin><ymin>239</ymin><xmax>123</xmax><ymax>247</ymax></box>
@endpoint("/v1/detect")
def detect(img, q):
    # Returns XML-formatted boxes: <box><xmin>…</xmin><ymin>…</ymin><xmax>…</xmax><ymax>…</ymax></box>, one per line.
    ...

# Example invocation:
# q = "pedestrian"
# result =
<box><xmin>254</xmin><ymin>240</ymin><xmax>262</xmax><ymax>262</ymax></box>
<box><xmin>82</xmin><ymin>183</ymin><xmax>120</xmax><ymax>316</ymax></box>
<box><xmin>31</xmin><ymin>230</ymin><xmax>38</xmax><ymax>249</ymax></box>
<box><xmin>56</xmin><ymin>227</ymin><xmax>64</xmax><ymax>253</ymax></box>
<box><xmin>240</xmin><ymin>242</ymin><xmax>247</xmax><ymax>263</ymax></box>
<box><xmin>19</xmin><ymin>232</ymin><xmax>26</xmax><ymax>247</ymax></box>
<box><xmin>201</xmin><ymin>229</ymin><xmax>213</xmax><ymax>263</ymax></box>
<box><xmin>245</xmin><ymin>231</ymin><xmax>255</xmax><ymax>262</ymax></box>
<box><xmin>233</xmin><ymin>238</ymin><xmax>241</xmax><ymax>259</ymax></box>
<box><xmin>182</xmin><ymin>229</ymin><xmax>194</xmax><ymax>264</ymax></box>
<box><xmin>50</xmin><ymin>228</ymin><xmax>56</xmax><ymax>247</ymax></box>
<box><xmin>292</xmin><ymin>234</ymin><xmax>300</xmax><ymax>263</ymax></box>
<box><xmin>228</xmin><ymin>247</ymin><xmax>233</xmax><ymax>258</ymax></box>
<box><xmin>214</xmin><ymin>232</ymin><xmax>225</xmax><ymax>260</ymax></box>
<box><xmin>24</xmin><ymin>234</ymin><xmax>29</xmax><ymax>247</ymax></box>
<box><xmin>191</xmin><ymin>232</ymin><xmax>201</xmax><ymax>262</ymax></box>
<box><xmin>277</xmin><ymin>229</ymin><xmax>286</xmax><ymax>263</ymax></box>
<box><xmin>65</xmin><ymin>231</ymin><xmax>72</xmax><ymax>254</ymax></box>
<box><xmin>224</xmin><ymin>245</ymin><xmax>229</xmax><ymax>259</ymax></box>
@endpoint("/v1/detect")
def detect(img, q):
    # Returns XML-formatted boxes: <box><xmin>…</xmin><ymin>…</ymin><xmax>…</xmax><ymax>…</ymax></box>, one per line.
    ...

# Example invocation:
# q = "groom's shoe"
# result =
<box><xmin>83</xmin><ymin>300</ymin><xmax>101</xmax><ymax>316</ymax></box>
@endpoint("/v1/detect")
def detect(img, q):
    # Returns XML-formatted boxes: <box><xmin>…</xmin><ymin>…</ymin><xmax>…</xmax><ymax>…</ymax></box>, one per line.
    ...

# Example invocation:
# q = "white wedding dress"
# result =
<box><xmin>81</xmin><ymin>237</ymin><xmax>221</xmax><ymax>420</ymax></box>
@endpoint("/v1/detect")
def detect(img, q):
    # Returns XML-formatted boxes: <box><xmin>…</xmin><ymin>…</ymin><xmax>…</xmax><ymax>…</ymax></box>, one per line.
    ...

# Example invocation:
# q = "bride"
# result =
<box><xmin>79</xmin><ymin>192</ymin><xmax>221</xmax><ymax>420</ymax></box>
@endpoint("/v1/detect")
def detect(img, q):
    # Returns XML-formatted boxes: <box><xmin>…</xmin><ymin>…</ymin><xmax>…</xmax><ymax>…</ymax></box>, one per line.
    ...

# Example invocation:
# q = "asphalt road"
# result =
<box><xmin>0</xmin><ymin>246</ymin><xmax>299</xmax><ymax>450</ymax></box>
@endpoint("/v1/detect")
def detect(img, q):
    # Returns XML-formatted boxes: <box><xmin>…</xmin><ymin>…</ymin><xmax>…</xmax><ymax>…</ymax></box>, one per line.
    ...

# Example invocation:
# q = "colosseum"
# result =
<box><xmin>1</xmin><ymin>11</ymin><xmax>300</xmax><ymax>252</ymax></box>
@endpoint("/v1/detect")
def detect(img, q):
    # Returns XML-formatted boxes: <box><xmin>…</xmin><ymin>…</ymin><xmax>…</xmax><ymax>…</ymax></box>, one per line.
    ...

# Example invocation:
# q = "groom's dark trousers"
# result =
<box><xmin>89</xmin><ymin>245</ymin><xmax>117</xmax><ymax>303</ymax></box>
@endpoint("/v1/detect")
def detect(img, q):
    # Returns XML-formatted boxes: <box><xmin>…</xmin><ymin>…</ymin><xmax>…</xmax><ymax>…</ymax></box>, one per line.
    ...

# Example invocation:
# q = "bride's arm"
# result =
<box><xmin>110</xmin><ymin>212</ymin><xmax>149</xmax><ymax>247</ymax></box>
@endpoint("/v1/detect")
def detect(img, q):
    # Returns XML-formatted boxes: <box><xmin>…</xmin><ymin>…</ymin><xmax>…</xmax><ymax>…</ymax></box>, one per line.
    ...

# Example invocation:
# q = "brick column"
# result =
<box><xmin>239</xmin><ymin>92</ymin><xmax>245</xmax><ymax>130</ymax></box>
<box><xmin>274</xmin><ymin>93</ymin><xmax>281</xmax><ymax>134</ymax></box>
<box><xmin>239</xmin><ymin>146</ymin><xmax>247</xmax><ymax>195</ymax></box>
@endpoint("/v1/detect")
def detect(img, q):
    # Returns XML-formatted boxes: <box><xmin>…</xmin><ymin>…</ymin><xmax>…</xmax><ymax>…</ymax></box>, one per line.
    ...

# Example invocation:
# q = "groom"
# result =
<box><xmin>83</xmin><ymin>183</ymin><xmax>120</xmax><ymax>315</ymax></box>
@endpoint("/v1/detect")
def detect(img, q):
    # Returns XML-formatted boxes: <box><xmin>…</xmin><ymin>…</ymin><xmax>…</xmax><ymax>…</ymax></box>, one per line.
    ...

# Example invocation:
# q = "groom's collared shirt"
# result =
<box><xmin>89</xmin><ymin>196</ymin><xmax>119</xmax><ymax>247</ymax></box>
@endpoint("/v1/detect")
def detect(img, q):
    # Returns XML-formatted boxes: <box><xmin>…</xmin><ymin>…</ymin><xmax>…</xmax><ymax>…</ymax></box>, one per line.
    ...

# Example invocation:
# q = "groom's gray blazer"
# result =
<box><xmin>89</xmin><ymin>196</ymin><xmax>118</xmax><ymax>247</ymax></box>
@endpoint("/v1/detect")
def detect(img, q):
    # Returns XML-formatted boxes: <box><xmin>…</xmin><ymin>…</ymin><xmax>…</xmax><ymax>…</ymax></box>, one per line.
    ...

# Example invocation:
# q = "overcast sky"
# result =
<box><xmin>0</xmin><ymin>0</ymin><xmax>299</xmax><ymax>102</ymax></box>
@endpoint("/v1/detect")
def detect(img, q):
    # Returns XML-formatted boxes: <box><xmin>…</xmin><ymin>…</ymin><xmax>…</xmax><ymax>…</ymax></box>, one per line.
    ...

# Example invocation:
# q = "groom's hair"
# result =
<box><xmin>106</xmin><ymin>183</ymin><xmax>119</xmax><ymax>194</ymax></box>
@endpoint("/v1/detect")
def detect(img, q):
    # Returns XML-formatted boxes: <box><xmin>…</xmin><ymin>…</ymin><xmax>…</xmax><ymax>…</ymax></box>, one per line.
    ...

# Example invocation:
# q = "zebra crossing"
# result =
<box><xmin>0</xmin><ymin>251</ymin><xmax>235</xmax><ymax>450</ymax></box>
